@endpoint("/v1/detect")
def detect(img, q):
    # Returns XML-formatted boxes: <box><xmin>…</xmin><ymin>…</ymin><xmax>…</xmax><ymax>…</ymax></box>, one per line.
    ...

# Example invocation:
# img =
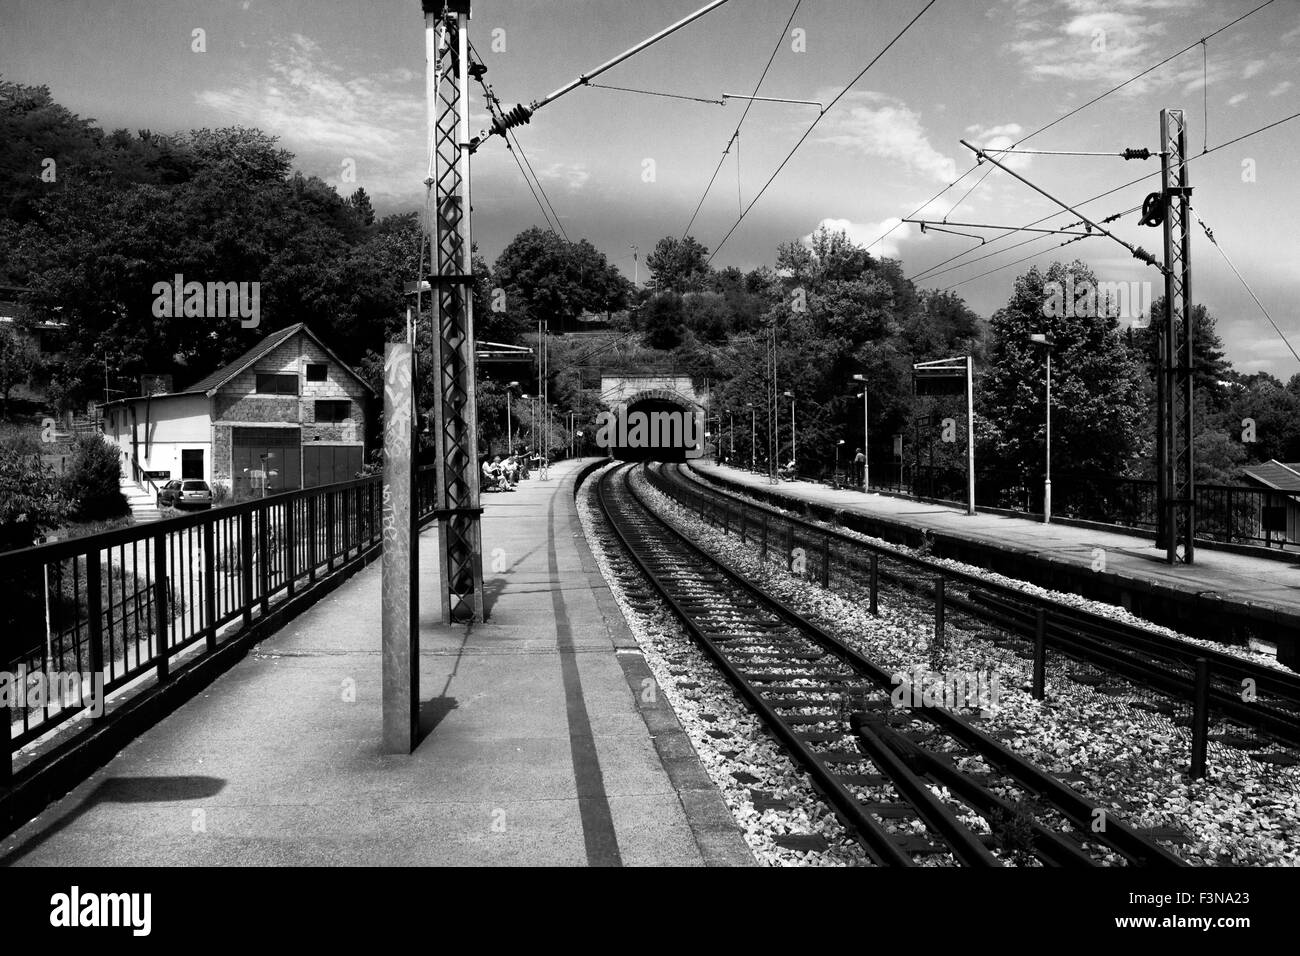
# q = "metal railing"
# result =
<box><xmin>2</xmin><ymin>466</ymin><xmax>438</xmax><ymax>780</ymax></box>
<box><xmin>860</xmin><ymin>460</ymin><xmax>1291</xmax><ymax>550</ymax></box>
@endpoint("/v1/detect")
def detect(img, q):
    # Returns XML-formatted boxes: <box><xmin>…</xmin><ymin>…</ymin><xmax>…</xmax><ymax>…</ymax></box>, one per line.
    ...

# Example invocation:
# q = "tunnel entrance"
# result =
<box><xmin>606</xmin><ymin>396</ymin><xmax>703</xmax><ymax>463</ymax></box>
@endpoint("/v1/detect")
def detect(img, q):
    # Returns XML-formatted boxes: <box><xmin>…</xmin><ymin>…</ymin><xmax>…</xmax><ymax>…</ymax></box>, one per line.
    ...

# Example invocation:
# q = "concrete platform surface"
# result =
<box><xmin>0</xmin><ymin>459</ymin><xmax>751</xmax><ymax>868</ymax></box>
<box><xmin>693</xmin><ymin>461</ymin><xmax>1300</xmax><ymax>618</ymax></box>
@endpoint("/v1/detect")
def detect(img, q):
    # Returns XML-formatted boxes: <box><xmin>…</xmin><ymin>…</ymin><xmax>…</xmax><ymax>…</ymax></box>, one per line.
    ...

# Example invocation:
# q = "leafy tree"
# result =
<box><xmin>61</xmin><ymin>432</ymin><xmax>128</xmax><ymax>520</ymax></box>
<box><xmin>640</xmin><ymin>292</ymin><xmax>686</xmax><ymax>350</ymax></box>
<box><xmin>0</xmin><ymin>431</ymin><xmax>68</xmax><ymax>551</ymax></box>
<box><xmin>348</xmin><ymin>187</ymin><xmax>375</xmax><ymax>227</ymax></box>
<box><xmin>645</xmin><ymin>235</ymin><xmax>710</xmax><ymax>293</ymax></box>
<box><xmin>0</xmin><ymin>322</ymin><xmax>41</xmax><ymax>417</ymax></box>
<box><xmin>493</xmin><ymin>228</ymin><xmax>631</xmax><ymax>332</ymax></box>
<box><xmin>981</xmin><ymin>261</ymin><xmax>1148</xmax><ymax>481</ymax></box>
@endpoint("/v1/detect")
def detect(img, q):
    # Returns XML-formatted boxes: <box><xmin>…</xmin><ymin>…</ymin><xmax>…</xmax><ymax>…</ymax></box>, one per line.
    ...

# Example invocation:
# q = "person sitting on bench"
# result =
<box><xmin>779</xmin><ymin>457</ymin><xmax>797</xmax><ymax>480</ymax></box>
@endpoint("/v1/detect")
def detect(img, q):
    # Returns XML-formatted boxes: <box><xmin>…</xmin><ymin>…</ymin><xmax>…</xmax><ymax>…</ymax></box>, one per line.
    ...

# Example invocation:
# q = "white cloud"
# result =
<box><xmin>1270</xmin><ymin>80</ymin><xmax>1293</xmax><ymax>97</ymax></box>
<box><xmin>1228</xmin><ymin>92</ymin><xmax>1249</xmax><ymax>107</ymax></box>
<box><xmin>195</xmin><ymin>33</ymin><xmax>425</xmax><ymax>202</ymax></box>
<box><xmin>1242</xmin><ymin>59</ymin><xmax>1268</xmax><ymax>80</ymax></box>
<box><xmin>1001</xmin><ymin>0</ymin><xmax>1200</xmax><ymax>91</ymax></box>
<box><xmin>806</xmin><ymin>217</ymin><xmax>905</xmax><ymax>259</ymax></box>
<box><xmin>816</xmin><ymin>90</ymin><xmax>956</xmax><ymax>183</ymax></box>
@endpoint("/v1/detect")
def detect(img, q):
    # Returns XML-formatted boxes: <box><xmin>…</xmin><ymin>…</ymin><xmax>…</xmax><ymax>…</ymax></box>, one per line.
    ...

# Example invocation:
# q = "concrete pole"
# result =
<box><xmin>965</xmin><ymin>354</ymin><xmax>975</xmax><ymax>516</ymax></box>
<box><xmin>381</xmin><ymin>342</ymin><xmax>418</xmax><ymax>754</ymax></box>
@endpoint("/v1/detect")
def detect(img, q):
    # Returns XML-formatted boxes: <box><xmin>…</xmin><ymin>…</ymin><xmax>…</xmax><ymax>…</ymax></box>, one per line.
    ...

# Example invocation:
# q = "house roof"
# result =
<box><xmin>1241</xmin><ymin>460</ymin><xmax>1300</xmax><ymax>493</ymax></box>
<box><xmin>98</xmin><ymin>323</ymin><xmax>374</xmax><ymax>408</ymax></box>
<box><xmin>184</xmin><ymin>323</ymin><xmax>305</xmax><ymax>393</ymax></box>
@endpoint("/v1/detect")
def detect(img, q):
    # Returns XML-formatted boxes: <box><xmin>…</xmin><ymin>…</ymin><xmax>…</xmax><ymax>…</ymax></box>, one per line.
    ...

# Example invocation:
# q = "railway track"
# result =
<box><xmin>662</xmin><ymin>463</ymin><xmax>1300</xmax><ymax>753</ymax></box>
<box><xmin>593</xmin><ymin>461</ymin><xmax>1185</xmax><ymax>867</ymax></box>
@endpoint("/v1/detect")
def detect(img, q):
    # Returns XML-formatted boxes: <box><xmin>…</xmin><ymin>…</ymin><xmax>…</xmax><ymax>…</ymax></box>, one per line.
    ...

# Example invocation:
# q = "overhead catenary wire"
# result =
<box><xmin>469</xmin><ymin>39</ymin><xmax>570</xmax><ymax>242</ymax></box>
<box><xmin>507</xmin><ymin>127</ymin><xmax>570</xmax><ymax>242</ymax></box>
<box><xmin>1193</xmin><ymin>210</ymin><xmax>1300</xmax><ymax>366</ymax></box>
<box><xmin>912</xmin><ymin>108</ymin><xmax>1300</xmax><ymax>286</ymax></box>
<box><xmin>680</xmin><ymin>0</ymin><xmax>803</xmax><ymax>240</ymax></box>
<box><xmin>869</xmin><ymin>0</ymin><xmax>1277</xmax><ymax>266</ymax></box>
<box><xmin>706</xmin><ymin>0</ymin><xmax>940</xmax><ymax>264</ymax></box>
<box><xmin>586</xmin><ymin>81</ymin><xmax>724</xmax><ymax>106</ymax></box>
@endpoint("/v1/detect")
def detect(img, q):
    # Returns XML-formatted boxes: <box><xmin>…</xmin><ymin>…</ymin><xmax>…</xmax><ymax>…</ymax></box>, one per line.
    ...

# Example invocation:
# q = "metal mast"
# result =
<box><xmin>425</xmin><ymin>0</ymin><xmax>484</xmax><ymax>620</ymax></box>
<box><xmin>1158</xmin><ymin>108</ymin><xmax>1195</xmax><ymax>564</ymax></box>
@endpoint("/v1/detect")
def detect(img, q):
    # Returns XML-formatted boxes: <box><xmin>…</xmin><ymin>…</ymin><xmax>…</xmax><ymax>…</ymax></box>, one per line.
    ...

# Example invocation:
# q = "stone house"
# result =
<box><xmin>102</xmin><ymin>323</ymin><xmax>373</xmax><ymax>500</ymax></box>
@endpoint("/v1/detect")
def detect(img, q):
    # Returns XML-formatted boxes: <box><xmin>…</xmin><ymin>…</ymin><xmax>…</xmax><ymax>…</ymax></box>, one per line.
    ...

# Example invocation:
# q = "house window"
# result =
<box><xmin>315</xmin><ymin>400</ymin><xmax>351</xmax><ymax>423</ymax></box>
<box><xmin>255</xmin><ymin>373</ymin><xmax>298</xmax><ymax>395</ymax></box>
<box><xmin>306</xmin><ymin>363</ymin><xmax>327</xmax><ymax>382</ymax></box>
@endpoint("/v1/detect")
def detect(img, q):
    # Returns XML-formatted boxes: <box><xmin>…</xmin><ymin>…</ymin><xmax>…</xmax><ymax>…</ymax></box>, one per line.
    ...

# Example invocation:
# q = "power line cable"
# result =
<box><xmin>680</xmin><ymin>0</ymin><xmax>803</xmax><ymax>239</ymax></box>
<box><xmin>1193</xmin><ymin>209</ymin><xmax>1300</xmax><ymax>365</ymax></box>
<box><xmin>706</xmin><ymin>0</ymin><xmax>940</xmax><ymax>263</ymax></box>
<box><xmin>586</xmin><ymin>81</ymin><xmax>724</xmax><ymax>105</ymax></box>
<box><xmin>872</xmin><ymin>0</ymin><xmax>1277</xmax><ymax>265</ymax></box>
<box><xmin>913</xmin><ymin>107</ymin><xmax>1300</xmax><ymax>285</ymax></box>
<box><xmin>508</xmin><ymin>127</ymin><xmax>571</xmax><ymax>242</ymax></box>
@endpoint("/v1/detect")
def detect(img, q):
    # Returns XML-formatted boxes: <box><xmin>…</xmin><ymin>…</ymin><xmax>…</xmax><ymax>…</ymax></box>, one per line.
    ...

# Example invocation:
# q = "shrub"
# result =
<box><xmin>61</xmin><ymin>432</ymin><xmax>129</xmax><ymax>521</ymax></box>
<box><xmin>0</xmin><ymin>431</ymin><xmax>68</xmax><ymax>552</ymax></box>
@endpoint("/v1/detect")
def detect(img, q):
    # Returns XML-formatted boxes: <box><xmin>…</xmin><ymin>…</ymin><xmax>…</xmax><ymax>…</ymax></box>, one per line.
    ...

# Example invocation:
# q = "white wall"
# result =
<box><xmin>103</xmin><ymin>394</ymin><xmax>213</xmax><ymax>484</ymax></box>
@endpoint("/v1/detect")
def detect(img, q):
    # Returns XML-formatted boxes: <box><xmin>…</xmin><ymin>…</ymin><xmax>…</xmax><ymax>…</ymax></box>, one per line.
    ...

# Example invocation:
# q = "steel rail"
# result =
<box><xmin>602</xmin><ymin>463</ymin><xmax>1184</xmax><ymax>866</ymax></box>
<box><xmin>641</xmin><ymin>463</ymin><xmax>1185</xmax><ymax>866</ymax></box>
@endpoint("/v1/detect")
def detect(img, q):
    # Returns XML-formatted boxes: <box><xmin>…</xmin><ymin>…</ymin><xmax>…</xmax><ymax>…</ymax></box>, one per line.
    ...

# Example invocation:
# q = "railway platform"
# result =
<box><xmin>0</xmin><ymin>459</ymin><xmax>752</xmax><ymax>867</ymax></box>
<box><xmin>691</xmin><ymin>461</ymin><xmax>1300</xmax><ymax>669</ymax></box>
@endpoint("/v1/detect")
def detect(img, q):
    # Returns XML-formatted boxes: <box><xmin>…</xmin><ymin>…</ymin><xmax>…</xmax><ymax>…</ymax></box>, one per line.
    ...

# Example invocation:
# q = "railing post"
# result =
<box><xmin>307</xmin><ymin>496</ymin><xmax>318</xmax><ymax>583</ymax></box>
<box><xmin>154</xmin><ymin>533</ymin><xmax>170</xmax><ymax>683</ymax></box>
<box><xmin>820</xmin><ymin>533</ymin><xmax>830</xmax><ymax>588</ymax></box>
<box><xmin>85</xmin><ymin>552</ymin><xmax>105</xmax><ymax>717</ymax></box>
<box><xmin>761</xmin><ymin>513</ymin><xmax>768</xmax><ymax>562</ymax></box>
<box><xmin>241</xmin><ymin>511</ymin><xmax>254</xmax><ymax>628</ymax></box>
<box><xmin>1033</xmin><ymin>607</ymin><xmax>1046</xmax><ymax>700</ymax></box>
<box><xmin>285</xmin><ymin>500</ymin><xmax>297</xmax><ymax>598</ymax></box>
<box><xmin>326</xmin><ymin>492</ymin><xmax>337</xmax><ymax>569</ymax></box>
<box><xmin>739</xmin><ymin>507</ymin><xmax>746</xmax><ymax>544</ymax></box>
<box><xmin>203</xmin><ymin>521</ymin><xmax>217</xmax><ymax>652</ymax></box>
<box><xmin>344</xmin><ymin>486</ymin><xmax>354</xmax><ymax>556</ymax></box>
<box><xmin>785</xmin><ymin>524</ymin><xmax>794</xmax><ymax>572</ymax></box>
<box><xmin>869</xmin><ymin>553</ymin><xmax>879</xmax><ymax>615</ymax></box>
<box><xmin>368</xmin><ymin>481</ymin><xmax>377</xmax><ymax>546</ymax></box>
<box><xmin>257</xmin><ymin>508</ymin><xmax>270</xmax><ymax>614</ymax></box>
<box><xmin>1</xmin><ymin>680</ymin><xmax>9</xmax><ymax>784</ymax></box>
<box><xmin>933</xmin><ymin>577</ymin><xmax>946</xmax><ymax>652</ymax></box>
<box><xmin>1190</xmin><ymin>657</ymin><xmax>1210</xmax><ymax>779</ymax></box>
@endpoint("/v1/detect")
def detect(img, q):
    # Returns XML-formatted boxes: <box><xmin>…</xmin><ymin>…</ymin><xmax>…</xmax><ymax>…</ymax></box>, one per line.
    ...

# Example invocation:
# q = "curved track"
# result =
<box><xmin>592</xmin><ymin>461</ymin><xmax>1185</xmax><ymax>867</ymax></box>
<box><xmin>666</xmin><ymin>463</ymin><xmax>1300</xmax><ymax>751</ymax></box>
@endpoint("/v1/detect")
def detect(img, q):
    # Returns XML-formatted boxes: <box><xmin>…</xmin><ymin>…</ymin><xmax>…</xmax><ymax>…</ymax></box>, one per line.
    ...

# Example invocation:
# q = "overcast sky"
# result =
<box><xmin>2</xmin><ymin>0</ymin><xmax>1298</xmax><ymax>377</ymax></box>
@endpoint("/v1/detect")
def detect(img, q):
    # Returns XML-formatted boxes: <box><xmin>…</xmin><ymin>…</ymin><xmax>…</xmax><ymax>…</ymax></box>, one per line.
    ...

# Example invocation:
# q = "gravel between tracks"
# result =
<box><xmin>638</xmin><ymin>466</ymin><xmax>1300</xmax><ymax>867</ymax></box>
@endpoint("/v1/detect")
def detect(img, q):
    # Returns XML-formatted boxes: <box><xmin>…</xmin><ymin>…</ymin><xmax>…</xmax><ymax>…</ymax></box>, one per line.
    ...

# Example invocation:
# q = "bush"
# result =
<box><xmin>0</xmin><ymin>431</ymin><xmax>69</xmax><ymax>552</ymax></box>
<box><xmin>61</xmin><ymin>432</ymin><xmax>129</xmax><ymax>521</ymax></box>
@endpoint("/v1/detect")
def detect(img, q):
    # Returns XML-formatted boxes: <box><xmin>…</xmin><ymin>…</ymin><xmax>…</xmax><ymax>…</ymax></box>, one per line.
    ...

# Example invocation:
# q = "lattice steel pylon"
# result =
<box><xmin>425</xmin><ymin>1</ymin><xmax>484</xmax><ymax>621</ymax></box>
<box><xmin>1157</xmin><ymin>108</ymin><xmax>1195</xmax><ymax>564</ymax></box>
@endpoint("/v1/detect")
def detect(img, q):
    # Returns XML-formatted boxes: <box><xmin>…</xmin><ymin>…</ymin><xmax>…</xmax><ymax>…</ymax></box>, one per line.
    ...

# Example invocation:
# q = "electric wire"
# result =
<box><xmin>872</xmin><ymin>0</ymin><xmax>1277</xmax><ymax>268</ymax></box>
<box><xmin>1193</xmin><ymin>210</ymin><xmax>1300</xmax><ymax>365</ymax></box>
<box><xmin>680</xmin><ymin>0</ymin><xmax>803</xmax><ymax>239</ymax></box>
<box><xmin>706</xmin><ymin>0</ymin><xmax>940</xmax><ymax>264</ymax></box>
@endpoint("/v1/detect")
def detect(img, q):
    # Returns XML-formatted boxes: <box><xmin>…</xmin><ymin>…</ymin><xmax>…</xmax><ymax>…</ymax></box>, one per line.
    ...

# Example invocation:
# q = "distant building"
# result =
<box><xmin>1241</xmin><ymin>459</ymin><xmax>1300</xmax><ymax>547</ymax></box>
<box><xmin>0</xmin><ymin>285</ymin><xmax>67</xmax><ymax>403</ymax></box>
<box><xmin>101</xmin><ymin>323</ymin><xmax>373</xmax><ymax>500</ymax></box>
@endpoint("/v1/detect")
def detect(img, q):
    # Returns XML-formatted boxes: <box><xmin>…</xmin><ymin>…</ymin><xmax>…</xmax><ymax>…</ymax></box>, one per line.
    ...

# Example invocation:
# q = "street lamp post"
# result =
<box><xmin>834</xmin><ymin>439</ymin><xmax>845</xmax><ymax>480</ymax></box>
<box><xmin>506</xmin><ymin>381</ymin><xmax>519</xmax><ymax>455</ymax></box>
<box><xmin>1030</xmin><ymin>333</ymin><xmax>1052</xmax><ymax>523</ymax></box>
<box><xmin>728</xmin><ymin>410</ymin><xmax>734</xmax><ymax>459</ymax></box>
<box><xmin>852</xmin><ymin>373</ymin><xmax>869</xmax><ymax>490</ymax></box>
<box><xmin>783</xmin><ymin>390</ymin><xmax>796</xmax><ymax>473</ymax></box>
<box><xmin>746</xmin><ymin>402</ymin><xmax>756</xmax><ymax>472</ymax></box>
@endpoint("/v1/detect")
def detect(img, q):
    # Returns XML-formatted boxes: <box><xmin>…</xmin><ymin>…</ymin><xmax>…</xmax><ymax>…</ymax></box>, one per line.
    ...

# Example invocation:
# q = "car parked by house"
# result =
<box><xmin>157</xmin><ymin>479</ymin><xmax>214</xmax><ymax>510</ymax></box>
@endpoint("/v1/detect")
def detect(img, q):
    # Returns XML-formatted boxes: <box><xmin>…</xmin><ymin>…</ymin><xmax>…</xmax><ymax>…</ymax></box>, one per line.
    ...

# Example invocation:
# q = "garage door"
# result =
<box><xmin>232</xmin><ymin>427</ymin><xmax>301</xmax><ymax>500</ymax></box>
<box><xmin>303</xmin><ymin>445</ymin><xmax>363</xmax><ymax>488</ymax></box>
